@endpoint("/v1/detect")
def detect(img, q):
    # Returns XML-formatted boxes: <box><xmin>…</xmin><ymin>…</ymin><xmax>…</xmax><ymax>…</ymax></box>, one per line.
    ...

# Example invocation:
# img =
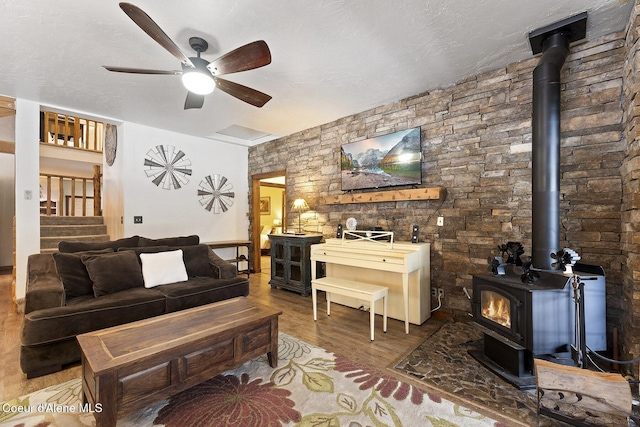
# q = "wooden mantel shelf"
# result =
<box><xmin>319</xmin><ymin>187</ymin><xmax>446</xmax><ymax>205</ymax></box>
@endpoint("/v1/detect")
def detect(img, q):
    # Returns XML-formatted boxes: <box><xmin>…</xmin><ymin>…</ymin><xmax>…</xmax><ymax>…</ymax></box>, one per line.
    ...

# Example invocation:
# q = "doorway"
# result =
<box><xmin>251</xmin><ymin>171</ymin><xmax>285</xmax><ymax>273</ymax></box>
<box><xmin>0</xmin><ymin>151</ymin><xmax>14</xmax><ymax>270</ymax></box>
<box><xmin>0</xmin><ymin>108</ymin><xmax>16</xmax><ymax>272</ymax></box>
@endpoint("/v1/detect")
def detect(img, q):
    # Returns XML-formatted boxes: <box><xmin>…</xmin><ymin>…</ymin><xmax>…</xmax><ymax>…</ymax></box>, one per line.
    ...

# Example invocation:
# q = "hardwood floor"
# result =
<box><xmin>0</xmin><ymin>269</ymin><xmax>445</xmax><ymax>401</ymax></box>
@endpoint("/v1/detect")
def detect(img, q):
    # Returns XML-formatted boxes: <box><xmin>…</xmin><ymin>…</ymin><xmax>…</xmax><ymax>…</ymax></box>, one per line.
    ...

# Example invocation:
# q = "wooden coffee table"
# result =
<box><xmin>77</xmin><ymin>297</ymin><xmax>282</xmax><ymax>427</ymax></box>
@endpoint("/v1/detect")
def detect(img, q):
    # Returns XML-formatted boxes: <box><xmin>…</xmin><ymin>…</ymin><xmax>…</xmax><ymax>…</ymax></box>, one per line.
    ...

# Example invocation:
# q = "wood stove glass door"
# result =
<box><xmin>481</xmin><ymin>290</ymin><xmax>511</xmax><ymax>329</ymax></box>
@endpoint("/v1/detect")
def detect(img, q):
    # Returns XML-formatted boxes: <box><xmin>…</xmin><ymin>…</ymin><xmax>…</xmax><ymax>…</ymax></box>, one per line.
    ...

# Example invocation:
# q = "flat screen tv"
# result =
<box><xmin>341</xmin><ymin>127</ymin><xmax>422</xmax><ymax>191</ymax></box>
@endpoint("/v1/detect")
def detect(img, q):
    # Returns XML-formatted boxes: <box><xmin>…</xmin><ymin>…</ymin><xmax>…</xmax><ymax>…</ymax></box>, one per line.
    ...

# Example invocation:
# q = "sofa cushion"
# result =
<box><xmin>153</xmin><ymin>276</ymin><xmax>249</xmax><ymax>312</ymax></box>
<box><xmin>140</xmin><ymin>250</ymin><xmax>189</xmax><ymax>288</ymax></box>
<box><xmin>138</xmin><ymin>235</ymin><xmax>199</xmax><ymax>247</ymax></box>
<box><xmin>120</xmin><ymin>245</ymin><xmax>172</xmax><ymax>259</ymax></box>
<box><xmin>52</xmin><ymin>248</ymin><xmax>114</xmax><ymax>299</ymax></box>
<box><xmin>21</xmin><ymin>288</ymin><xmax>166</xmax><ymax>346</ymax></box>
<box><xmin>121</xmin><ymin>244</ymin><xmax>213</xmax><ymax>278</ymax></box>
<box><xmin>181</xmin><ymin>244</ymin><xmax>214</xmax><ymax>277</ymax></box>
<box><xmin>81</xmin><ymin>250</ymin><xmax>144</xmax><ymax>297</ymax></box>
<box><xmin>58</xmin><ymin>236</ymin><xmax>140</xmax><ymax>253</ymax></box>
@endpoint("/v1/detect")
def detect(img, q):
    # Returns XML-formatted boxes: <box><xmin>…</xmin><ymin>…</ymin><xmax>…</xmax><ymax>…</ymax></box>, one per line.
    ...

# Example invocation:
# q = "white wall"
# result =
<box><xmin>102</xmin><ymin>124</ymin><xmax>124</xmax><ymax>240</ymax></box>
<box><xmin>122</xmin><ymin>123</ymin><xmax>249</xmax><ymax>247</ymax></box>
<box><xmin>14</xmin><ymin>99</ymin><xmax>40</xmax><ymax>300</ymax></box>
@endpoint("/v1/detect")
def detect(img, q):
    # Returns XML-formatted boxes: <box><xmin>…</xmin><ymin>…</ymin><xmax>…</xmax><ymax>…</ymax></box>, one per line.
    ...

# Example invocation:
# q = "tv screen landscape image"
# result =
<box><xmin>341</xmin><ymin>127</ymin><xmax>422</xmax><ymax>191</ymax></box>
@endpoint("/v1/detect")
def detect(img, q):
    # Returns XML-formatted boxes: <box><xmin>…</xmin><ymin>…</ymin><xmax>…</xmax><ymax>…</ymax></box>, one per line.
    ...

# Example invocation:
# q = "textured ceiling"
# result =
<box><xmin>0</xmin><ymin>0</ymin><xmax>634</xmax><ymax>146</ymax></box>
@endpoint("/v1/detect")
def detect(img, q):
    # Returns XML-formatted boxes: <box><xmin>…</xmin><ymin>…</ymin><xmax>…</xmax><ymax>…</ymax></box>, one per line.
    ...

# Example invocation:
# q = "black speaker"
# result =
<box><xmin>411</xmin><ymin>225</ymin><xmax>419</xmax><ymax>243</ymax></box>
<box><xmin>336</xmin><ymin>224</ymin><xmax>343</xmax><ymax>238</ymax></box>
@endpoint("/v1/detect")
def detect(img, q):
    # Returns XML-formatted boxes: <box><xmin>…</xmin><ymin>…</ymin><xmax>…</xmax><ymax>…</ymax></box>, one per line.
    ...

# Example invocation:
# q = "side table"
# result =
<box><xmin>203</xmin><ymin>240</ymin><xmax>251</xmax><ymax>277</ymax></box>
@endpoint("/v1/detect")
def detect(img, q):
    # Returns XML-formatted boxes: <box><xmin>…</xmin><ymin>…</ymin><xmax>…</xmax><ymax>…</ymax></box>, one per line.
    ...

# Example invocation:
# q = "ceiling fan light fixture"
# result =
<box><xmin>105</xmin><ymin>5</ymin><xmax>271</xmax><ymax>107</ymax></box>
<box><xmin>181</xmin><ymin>69</ymin><xmax>215</xmax><ymax>95</ymax></box>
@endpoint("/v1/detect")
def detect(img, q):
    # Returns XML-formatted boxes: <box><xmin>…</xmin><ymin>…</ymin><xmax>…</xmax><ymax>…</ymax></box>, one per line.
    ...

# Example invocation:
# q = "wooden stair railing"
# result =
<box><xmin>40</xmin><ymin>165</ymin><xmax>102</xmax><ymax>216</ymax></box>
<box><xmin>40</xmin><ymin>111</ymin><xmax>104</xmax><ymax>153</ymax></box>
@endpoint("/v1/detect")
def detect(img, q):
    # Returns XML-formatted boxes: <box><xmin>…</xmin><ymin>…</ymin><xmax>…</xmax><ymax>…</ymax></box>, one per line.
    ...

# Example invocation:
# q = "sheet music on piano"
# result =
<box><xmin>341</xmin><ymin>230</ymin><xmax>394</xmax><ymax>248</ymax></box>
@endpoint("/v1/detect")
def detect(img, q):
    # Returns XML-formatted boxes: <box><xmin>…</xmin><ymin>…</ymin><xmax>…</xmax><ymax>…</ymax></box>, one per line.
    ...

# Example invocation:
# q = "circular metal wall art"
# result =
<box><xmin>198</xmin><ymin>174</ymin><xmax>235</xmax><ymax>214</ymax></box>
<box><xmin>144</xmin><ymin>145</ymin><xmax>192</xmax><ymax>190</ymax></box>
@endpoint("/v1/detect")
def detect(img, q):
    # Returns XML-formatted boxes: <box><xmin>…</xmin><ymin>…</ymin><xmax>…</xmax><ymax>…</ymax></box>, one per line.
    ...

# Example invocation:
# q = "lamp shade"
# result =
<box><xmin>292</xmin><ymin>198</ymin><xmax>309</xmax><ymax>234</ymax></box>
<box><xmin>292</xmin><ymin>198</ymin><xmax>309</xmax><ymax>211</ymax></box>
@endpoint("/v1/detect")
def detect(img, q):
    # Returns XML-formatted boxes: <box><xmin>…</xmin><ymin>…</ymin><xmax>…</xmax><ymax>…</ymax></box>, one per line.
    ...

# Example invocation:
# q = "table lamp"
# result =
<box><xmin>291</xmin><ymin>198</ymin><xmax>309</xmax><ymax>234</ymax></box>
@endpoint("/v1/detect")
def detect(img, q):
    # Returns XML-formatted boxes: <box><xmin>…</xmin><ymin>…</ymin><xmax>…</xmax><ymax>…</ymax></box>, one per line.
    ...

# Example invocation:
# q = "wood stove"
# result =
<box><xmin>471</xmin><ymin>265</ymin><xmax>606</xmax><ymax>389</ymax></box>
<box><xmin>468</xmin><ymin>12</ymin><xmax>608</xmax><ymax>389</ymax></box>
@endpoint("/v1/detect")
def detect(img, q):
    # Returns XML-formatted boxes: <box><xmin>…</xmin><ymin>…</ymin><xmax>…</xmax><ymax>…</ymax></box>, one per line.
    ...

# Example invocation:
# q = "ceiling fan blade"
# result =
<box><xmin>119</xmin><ymin>2</ymin><xmax>194</xmax><ymax>68</ymax></box>
<box><xmin>215</xmin><ymin>78</ymin><xmax>271</xmax><ymax>107</ymax></box>
<box><xmin>184</xmin><ymin>92</ymin><xmax>205</xmax><ymax>110</ymax></box>
<box><xmin>207</xmin><ymin>40</ymin><xmax>271</xmax><ymax>76</ymax></box>
<box><xmin>103</xmin><ymin>66</ymin><xmax>182</xmax><ymax>75</ymax></box>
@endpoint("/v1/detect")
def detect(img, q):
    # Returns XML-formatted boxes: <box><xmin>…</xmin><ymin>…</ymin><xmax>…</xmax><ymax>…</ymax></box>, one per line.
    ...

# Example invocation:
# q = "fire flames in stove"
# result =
<box><xmin>481</xmin><ymin>290</ymin><xmax>511</xmax><ymax>329</ymax></box>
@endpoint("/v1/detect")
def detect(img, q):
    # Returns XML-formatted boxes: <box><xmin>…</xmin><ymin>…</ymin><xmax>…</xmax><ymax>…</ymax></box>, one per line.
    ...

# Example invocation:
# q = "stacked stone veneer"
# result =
<box><xmin>250</xmin><ymin>9</ymin><xmax>640</xmax><ymax>360</ymax></box>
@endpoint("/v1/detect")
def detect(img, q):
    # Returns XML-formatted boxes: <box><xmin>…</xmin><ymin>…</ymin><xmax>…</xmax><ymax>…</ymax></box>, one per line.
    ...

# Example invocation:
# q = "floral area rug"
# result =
<box><xmin>1</xmin><ymin>333</ymin><xmax>504</xmax><ymax>427</ymax></box>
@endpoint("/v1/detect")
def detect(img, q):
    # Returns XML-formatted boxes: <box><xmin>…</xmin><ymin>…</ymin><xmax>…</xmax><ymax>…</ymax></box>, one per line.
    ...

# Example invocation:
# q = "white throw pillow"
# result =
<box><xmin>140</xmin><ymin>250</ymin><xmax>188</xmax><ymax>288</ymax></box>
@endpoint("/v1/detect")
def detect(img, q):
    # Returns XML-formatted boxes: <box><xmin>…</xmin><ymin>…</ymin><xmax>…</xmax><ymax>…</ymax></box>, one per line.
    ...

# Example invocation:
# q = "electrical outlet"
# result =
<box><xmin>437</xmin><ymin>288</ymin><xmax>445</xmax><ymax>298</ymax></box>
<box><xmin>437</xmin><ymin>216</ymin><xmax>444</xmax><ymax>226</ymax></box>
<box><xmin>134</xmin><ymin>216</ymin><xmax>143</xmax><ymax>224</ymax></box>
<box><xmin>431</xmin><ymin>288</ymin><xmax>436</xmax><ymax>296</ymax></box>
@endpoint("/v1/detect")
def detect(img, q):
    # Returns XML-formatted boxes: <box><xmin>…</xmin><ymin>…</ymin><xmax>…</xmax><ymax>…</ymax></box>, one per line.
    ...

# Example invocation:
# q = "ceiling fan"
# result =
<box><xmin>103</xmin><ymin>2</ymin><xmax>272</xmax><ymax>109</ymax></box>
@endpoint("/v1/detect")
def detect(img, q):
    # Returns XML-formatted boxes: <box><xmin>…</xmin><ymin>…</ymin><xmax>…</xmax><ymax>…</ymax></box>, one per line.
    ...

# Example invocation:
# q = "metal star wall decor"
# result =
<box><xmin>197</xmin><ymin>174</ymin><xmax>235</xmax><ymax>214</ymax></box>
<box><xmin>144</xmin><ymin>145</ymin><xmax>192</xmax><ymax>190</ymax></box>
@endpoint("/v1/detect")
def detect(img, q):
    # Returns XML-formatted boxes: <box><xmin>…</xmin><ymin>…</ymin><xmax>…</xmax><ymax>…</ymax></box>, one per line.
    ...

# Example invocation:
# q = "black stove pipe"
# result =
<box><xmin>531</xmin><ymin>32</ymin><xmax>570</xmax><ymax>270</ymax></box>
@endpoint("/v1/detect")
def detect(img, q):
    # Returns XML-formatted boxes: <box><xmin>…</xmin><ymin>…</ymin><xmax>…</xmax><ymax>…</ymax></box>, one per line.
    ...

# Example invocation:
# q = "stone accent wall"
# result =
<box><xmin>622</xmin><ymin>2</ymin><xmax>640</xmax><ymax>374</ymax></box>
<box><xmin>249</xmin><ymin>24</ymin><xmax>628</xmax><ymax>353</ymax></box>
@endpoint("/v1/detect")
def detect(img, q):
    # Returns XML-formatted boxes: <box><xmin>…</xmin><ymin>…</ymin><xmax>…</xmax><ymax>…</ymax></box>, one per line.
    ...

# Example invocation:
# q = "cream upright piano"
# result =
<box><xmin>310</xmin><ymin>231</ymin><xmax>430</xmax><ymax>333</ymax></box>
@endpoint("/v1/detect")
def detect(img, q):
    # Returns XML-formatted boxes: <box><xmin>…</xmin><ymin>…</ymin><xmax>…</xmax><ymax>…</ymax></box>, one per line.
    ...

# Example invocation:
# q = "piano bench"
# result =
<box><xmin>311</xmin><ymin>277</ymin><xmax>388</xmax><ymax>341</ymax></box>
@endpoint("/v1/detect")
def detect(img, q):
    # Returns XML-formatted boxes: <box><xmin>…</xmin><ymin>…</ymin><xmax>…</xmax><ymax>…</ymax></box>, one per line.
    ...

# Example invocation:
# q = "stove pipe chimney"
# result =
<box><xmin>531</xmin><ymin>33</ymin><xmax>569</xmax><ymax>270</ymax></box>
<box><xmin>529</xmin><ymin>12</ymin><xmax>587</xmax><ymax>270</ymax></box>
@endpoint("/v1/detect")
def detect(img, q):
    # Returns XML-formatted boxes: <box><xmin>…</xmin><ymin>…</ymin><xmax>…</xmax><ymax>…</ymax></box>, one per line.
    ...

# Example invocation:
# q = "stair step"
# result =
<box><xmin>40</xmin><ymin>216</ymin><xmax>104</xmax><ymax>226</ymax></box>
<box><xmin>40</xmin><ymin>224</ymin><xmax>107</xmax><ymax>237</ymax></box>
<box><xmin>40</xmin><ymin>216</ymin><xmax>109</xmax><ymax>252</ymax></box>
<box><xmin>40</xmin><ymin>234</ymin><xmax>110</xmax><ymax>250</ymax></box>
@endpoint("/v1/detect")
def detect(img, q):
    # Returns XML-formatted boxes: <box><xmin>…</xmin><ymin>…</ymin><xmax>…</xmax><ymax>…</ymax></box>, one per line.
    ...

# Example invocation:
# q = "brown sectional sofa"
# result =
<box><xmin>21</xmin><ymin>235</ymin><xmax>249</xmax><ymax>378</ymax></box>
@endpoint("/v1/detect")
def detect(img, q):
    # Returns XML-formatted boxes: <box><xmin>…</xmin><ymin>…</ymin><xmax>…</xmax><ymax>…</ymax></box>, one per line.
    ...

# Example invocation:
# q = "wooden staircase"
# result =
<box><xmin>40</xmin><ymin>216</ymin><xmax>109</xmax><ymax>253</ymax></box>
